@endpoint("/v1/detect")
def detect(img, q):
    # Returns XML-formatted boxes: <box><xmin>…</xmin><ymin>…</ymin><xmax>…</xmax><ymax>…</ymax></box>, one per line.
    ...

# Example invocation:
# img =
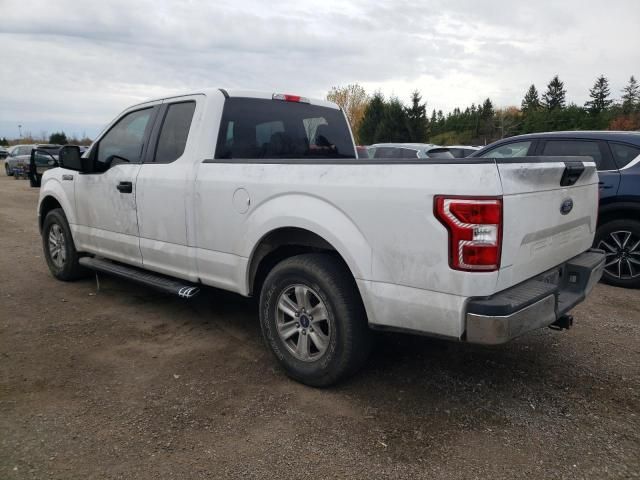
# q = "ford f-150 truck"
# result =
<box><xmin>38</xmin><ymin>89</ymin><xmax>605</xmax><ymax>386</ymax></box>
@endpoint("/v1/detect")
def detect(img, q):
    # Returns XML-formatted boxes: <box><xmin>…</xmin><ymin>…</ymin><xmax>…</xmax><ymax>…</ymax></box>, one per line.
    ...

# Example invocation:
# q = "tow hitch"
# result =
<box><xmin>549</xmin><ymin>314</ymin><xmax>573</xmax><ymax>331</ymax></box>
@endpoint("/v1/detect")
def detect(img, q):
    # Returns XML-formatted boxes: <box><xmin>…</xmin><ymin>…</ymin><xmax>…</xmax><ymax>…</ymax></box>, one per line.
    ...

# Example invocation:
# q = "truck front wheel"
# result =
<box><xmin>42</xmin><ymin>208</ymin><xmax>86</xmax><ymax>281</ymax></box>
<box><xmin>259</xmin><ymin>253</ymin><xmax>372</xmax><ymax>387</ymax></box>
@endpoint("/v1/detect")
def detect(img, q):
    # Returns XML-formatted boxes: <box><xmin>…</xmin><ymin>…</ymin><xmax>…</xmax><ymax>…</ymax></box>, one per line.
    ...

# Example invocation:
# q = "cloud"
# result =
<box><xmin>0</xmin><ymin>0</ymin><xmax>638</xmax><ymax>138</ymax></box>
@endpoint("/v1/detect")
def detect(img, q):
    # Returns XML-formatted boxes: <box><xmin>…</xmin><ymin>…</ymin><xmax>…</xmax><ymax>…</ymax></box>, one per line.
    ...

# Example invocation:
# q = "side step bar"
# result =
<box><xmin>79</xmin><ymin>257</ymin><xmax>200</xmax><ymax>298</ymax></box>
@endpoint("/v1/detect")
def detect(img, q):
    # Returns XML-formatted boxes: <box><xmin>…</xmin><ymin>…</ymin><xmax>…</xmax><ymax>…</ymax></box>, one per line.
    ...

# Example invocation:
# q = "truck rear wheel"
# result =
<box><xmin>595</xmin><ymin>219</ymin><xmax>640</xmax><ymax>289</ymax></box>
<box><xmin>259</xmin><ymin>253</ymin><xmax>372</xmax><ymax>387</ymax></box>
<box><xmin>42</xmin><ymin>208</ymin><xmax>86</xmax><ymax>281</ymax></box>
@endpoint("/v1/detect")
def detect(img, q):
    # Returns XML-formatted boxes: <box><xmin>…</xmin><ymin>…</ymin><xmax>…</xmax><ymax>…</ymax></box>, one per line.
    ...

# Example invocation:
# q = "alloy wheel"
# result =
<box><xmin>598</xmin><ymin>230</ymin><xmax>640</xmax><ymax>280</ymax></box>
<box><xmin>275</xmin><ymin>284</ymin><xmax>332</xmax><ymax>361</ymax></box>
<box><xmin>48</xmin><ymin>223</ymin><xmax>67</xmax><ymax>269</ymax></box>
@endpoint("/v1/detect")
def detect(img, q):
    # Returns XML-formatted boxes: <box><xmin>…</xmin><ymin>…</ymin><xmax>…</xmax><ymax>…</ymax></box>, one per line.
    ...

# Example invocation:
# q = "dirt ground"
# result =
<box><xmin>0</xmin><ymin>166</ymin><xmax>638</xmax><ymax>479</ymax></box>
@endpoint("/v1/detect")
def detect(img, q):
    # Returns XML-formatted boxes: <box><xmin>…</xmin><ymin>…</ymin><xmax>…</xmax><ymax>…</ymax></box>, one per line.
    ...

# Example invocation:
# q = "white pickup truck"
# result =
<box><xmin>37</xmin><ymin>89</ymin><xmax>605</xmax><ymax>386</ymax></box>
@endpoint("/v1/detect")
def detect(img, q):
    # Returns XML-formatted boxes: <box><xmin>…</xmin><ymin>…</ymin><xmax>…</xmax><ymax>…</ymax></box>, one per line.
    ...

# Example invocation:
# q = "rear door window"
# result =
<box><xmin>215</xmin><ymin>98</ymin><xmax>355</xmax><ymax>160</ymax></box>
<box><xmin>541</xmin><ymin>140</ymin><xmax>614</xmax><ymax>170</ymax></box>
<box><xmin>609</xmin><ymin>142</ymin><xmax>640</xmax><ymax>169</ymax></box>
<box><xmin>154</xmin><ymin>101</ymin><xmax>196</xmax><ymax>164</ymax></box>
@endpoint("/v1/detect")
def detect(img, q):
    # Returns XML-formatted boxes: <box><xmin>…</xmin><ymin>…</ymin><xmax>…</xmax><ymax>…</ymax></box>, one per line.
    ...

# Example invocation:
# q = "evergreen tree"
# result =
<box><xmin>405</xmin><ymin>90</ymin><xmax>428</xmax><ymax>142</ymax></box>
<box><xmin>49</xmin><ymin>131</ymin><xmax>68</xmax><ymax>145</ymax></box>
<box><xmin>521</xmin><ymin>84</ymin><xmax>541</xmax><ymax>112</ymax></box>
<box><xmin>585</xmin><ymin>75</ymin><xmax>613</xmax><ymax>113</ymax></box>
<box><xmin>542</xmin><ymin>75</ymin><xmax>567</xmax><ymax>110</ymax></box>
<box><xmin>376</xmin><ymin>97</ymin><xmax>411</xmax><ymax>143</ymax></box>
<box><xmin>621</xmin><ymin>75</ymin><xmax>639</xmax><ymax>113</ymax></box>
<box><xmin>479</xmin><ymin>98</ymin><xmax>495</xmax><ymax>139</ymax></box>
<box><xmin>480</xmin><ymin>98</ymin><xmax>494</xmax><ymax>118</ymax></box>
<box><xmin>358</xmin><ymin>92</ymin><xmax>386</xmax><ymax>145</ymax></box>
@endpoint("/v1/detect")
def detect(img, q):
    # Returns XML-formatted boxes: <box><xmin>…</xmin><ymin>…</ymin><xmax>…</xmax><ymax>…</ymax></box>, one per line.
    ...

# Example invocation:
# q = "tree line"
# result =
<box><xmin>327</xmin><ymin>75</ymin><xmax>640</xmax><ymax>145</ymax></box>
<box><xmin>1</xmin><ymin>131</ymin><xmax>93</xmax><ymax>147</ymax></box>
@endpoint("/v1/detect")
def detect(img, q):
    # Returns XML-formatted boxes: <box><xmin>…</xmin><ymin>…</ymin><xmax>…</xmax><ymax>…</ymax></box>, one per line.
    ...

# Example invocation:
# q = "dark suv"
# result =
<box><xmin>472</xmin><ymin>131</ymin><xmax>640</xmax><ymax>288</ymax></box>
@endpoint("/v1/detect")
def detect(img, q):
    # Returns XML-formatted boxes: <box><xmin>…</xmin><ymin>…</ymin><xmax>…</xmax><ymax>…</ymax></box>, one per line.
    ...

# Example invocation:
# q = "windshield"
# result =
<box><xmin>215</xmin><ymin>98</ymin><xmax>355</xmax><ymax>160</ymax></box>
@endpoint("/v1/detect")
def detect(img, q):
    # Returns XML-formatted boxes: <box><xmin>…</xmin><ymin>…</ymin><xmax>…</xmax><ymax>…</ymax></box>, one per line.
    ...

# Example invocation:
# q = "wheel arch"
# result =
<box><xmin>240</xmin><ymin>194</ymin><xmax>373</xmax><ymax>297</ymax></box>
<box><xmin>247</xmin><ymin>226</ymin><xmax>364</xmax><ymax>298</ymax></box>
<box><xmin>597</xmin><ymin>202</ymin><xmax>640</xmax><ymax>228</ymax></box>
<box><xmin>38</xmin><ymin>181</ymin><xmax>75</xmax><ymax>234</ymax></box>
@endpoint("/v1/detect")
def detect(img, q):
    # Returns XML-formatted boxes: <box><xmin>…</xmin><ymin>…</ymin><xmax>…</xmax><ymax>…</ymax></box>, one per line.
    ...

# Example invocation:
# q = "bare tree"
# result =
<box><xmin>327</xmin><ymin>84</ymin><xmax>369</xmax><ymax>144</ymax></box>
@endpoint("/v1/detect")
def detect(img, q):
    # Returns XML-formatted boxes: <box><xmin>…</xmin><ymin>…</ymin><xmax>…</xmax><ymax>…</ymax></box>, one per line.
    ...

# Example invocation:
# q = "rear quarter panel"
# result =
<box><xmin>194</xmin><ymin>161</ymin><xmax>504</xmax><ymax>298</ymax></box>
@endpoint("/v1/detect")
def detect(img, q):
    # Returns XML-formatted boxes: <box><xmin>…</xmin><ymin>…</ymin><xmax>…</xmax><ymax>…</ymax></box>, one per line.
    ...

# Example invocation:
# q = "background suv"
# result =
<box><xmin>473</xmin><ymin>131</ymin><xmax>640</xmax><ymax>288</ymax></box>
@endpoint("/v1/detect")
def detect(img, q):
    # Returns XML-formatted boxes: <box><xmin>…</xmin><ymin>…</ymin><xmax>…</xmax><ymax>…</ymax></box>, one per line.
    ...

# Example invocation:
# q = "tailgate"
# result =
<box><xmin>495</xmin><ymin>156</ymin><xmax>599</xmax><ymax>291</ymax></box>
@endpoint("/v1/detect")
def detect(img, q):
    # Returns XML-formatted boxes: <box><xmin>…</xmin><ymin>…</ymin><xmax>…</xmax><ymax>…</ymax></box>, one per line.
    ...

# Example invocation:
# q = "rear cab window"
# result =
<box><xmin>215</xmin><ymin>98</ymin><xmax>355</xmax><ymax>160</ymax></box>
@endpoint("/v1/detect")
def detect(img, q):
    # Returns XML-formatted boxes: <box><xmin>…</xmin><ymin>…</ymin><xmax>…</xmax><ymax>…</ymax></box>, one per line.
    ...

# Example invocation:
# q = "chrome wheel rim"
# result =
<box><xmin>598</xmin><ymin>230</ymin><xmax>640</xmax><ymax>280</ymax></box>
<box><xmin>275</xmin><ymin>284</ymin><xmax>332</xmax><ymax>362</ymax></box>
<box><xmin>48</xmin><ymin>223</ymin><xmax>67</xmax><ymax>269</ymax></box>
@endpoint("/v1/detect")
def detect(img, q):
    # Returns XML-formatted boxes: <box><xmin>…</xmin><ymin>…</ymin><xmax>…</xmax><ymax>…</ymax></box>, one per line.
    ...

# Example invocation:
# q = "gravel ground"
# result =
<box><xmin>0</xmin><ymin>167</ymin><xmax>638</xmax><ymax>479</ymax></box>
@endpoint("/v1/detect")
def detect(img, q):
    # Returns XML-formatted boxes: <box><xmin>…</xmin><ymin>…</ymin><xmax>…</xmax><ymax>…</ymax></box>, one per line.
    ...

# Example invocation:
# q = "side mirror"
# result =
<box><xmin>58</xmin><ymin>145</ymin><xmax>84</xmax><ymax>171</ymax></box>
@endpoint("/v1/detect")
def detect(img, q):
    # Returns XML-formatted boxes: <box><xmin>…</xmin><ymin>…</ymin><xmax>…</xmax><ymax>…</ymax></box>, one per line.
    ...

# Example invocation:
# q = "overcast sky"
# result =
<box><xmin>1</xmin><ymin>0</ymin><xmax>639</xmax><ymax>139</ymax></box>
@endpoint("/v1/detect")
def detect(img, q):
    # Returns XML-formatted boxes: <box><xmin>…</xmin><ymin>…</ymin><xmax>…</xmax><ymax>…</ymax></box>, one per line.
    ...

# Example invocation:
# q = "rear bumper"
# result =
<box><xmin>465</xmin><ymin>249</ymin><xmax>605</xmax><ymax>344</ymax></box>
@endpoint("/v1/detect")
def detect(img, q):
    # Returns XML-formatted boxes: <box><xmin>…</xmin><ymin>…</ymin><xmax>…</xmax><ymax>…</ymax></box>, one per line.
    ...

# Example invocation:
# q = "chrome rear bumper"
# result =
<box><xmin>465</xmin><ymin>249</ymin><xmax>605</xmax><ymax>344</ymax></box>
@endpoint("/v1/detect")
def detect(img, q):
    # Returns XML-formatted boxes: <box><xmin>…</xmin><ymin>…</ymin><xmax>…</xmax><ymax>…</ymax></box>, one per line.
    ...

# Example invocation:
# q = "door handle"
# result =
<box><xmin>598</xmin><ymin>182</ymin><xmax>613</xmax><ymax>189</ymax></box>
<box><xmin>117</xmin><ymin>181</ymin><xmax>133</xmax><ymax>193</ymax></box>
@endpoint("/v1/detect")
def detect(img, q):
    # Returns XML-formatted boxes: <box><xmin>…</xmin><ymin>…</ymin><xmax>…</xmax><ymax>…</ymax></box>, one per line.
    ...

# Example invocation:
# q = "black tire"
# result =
<box><xmin>4</xmin><ymin>164</ymin><xmax>12</xmax><ymax>176</ymax></box>
<box><xmin>259</xmin><ymin>253</ymin><xmax>372</xmax><ymax>387</ymax></box>
<box><xmin>594</xmin><ymin>219</ymin><xmax>640</xmax><ymax>289</ymax></box>
<box><xmin>42</xmin><ymin>208</ymin><xmax>87</xmax><ymax>281</ymax></box>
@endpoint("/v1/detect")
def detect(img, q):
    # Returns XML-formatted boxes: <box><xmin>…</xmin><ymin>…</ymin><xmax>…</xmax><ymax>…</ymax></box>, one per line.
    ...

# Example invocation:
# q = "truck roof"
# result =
<box><xmin>131</xmin><ymin>88</ymin><xmax>340</xmax><ymax>110</ymax></box>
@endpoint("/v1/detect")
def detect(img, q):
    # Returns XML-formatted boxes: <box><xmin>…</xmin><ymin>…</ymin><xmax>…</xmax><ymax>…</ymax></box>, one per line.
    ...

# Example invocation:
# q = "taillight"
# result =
<box><xmin>434</xmin><ymin>196</ymin><xmax>503</xmax><ymax>272</ymax></box>
<box><xmin>272</xmin><ymin>93</ymin><xmax>310</xmax><ymax>103</ymax></box>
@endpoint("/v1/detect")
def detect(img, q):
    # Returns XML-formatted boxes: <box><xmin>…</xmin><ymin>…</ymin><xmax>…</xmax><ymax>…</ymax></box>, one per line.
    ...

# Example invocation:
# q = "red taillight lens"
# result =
<box><xmin>434</xmin><ymin>196</ymin><xmax>503</xmax><ymax>271</ymax></box>
<box><xmin>272</xmin><ymin>93</ymin><xmax>310</xmax><ymax>103</ymax></box>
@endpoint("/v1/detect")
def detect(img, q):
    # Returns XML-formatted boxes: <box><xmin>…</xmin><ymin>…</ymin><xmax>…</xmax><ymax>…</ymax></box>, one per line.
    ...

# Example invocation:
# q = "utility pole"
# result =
<box><xmin>18</xmin><ymin>124</ymin><xmax>22</xmax><ymax>138</ymax></box>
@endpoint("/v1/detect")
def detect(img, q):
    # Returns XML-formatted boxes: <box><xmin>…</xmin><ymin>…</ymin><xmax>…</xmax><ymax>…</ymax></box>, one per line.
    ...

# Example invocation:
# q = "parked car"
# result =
<box><xmin>4</xmin><ymin>145</ymin><xmax>33</xmax><ymax>178</ymax></box>
<box><xmin>472</xmin><ymin>131</ymin><xmax>640</xmax><ymax>288</ymax></box>
<box><xmin>368</xmin><ymin>143</ymin><xmax>454</xmax><ymax>159</ymax></box>
<box><xmin>38</xmin><ymin>89</ymin><xmax>604</xmax><ymax>386</ymax></box>
<box><xmin>5</xmin><ymin>144</ymin><xmax>61</xmax><ymax>180</ymax></box>
<box><xmin>0</xmin><ymin>146</ymin><xmax>9</xmax><ymax>159</ymax></box>
<box><xmin>445</xmin><ymin>145</ymin><xmax>481</xmax><ymax>158</ymax></box>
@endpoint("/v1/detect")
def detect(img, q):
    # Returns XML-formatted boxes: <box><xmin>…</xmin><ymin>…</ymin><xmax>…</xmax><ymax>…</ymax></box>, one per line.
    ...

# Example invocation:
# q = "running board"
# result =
<box><xmin>79</xmin><ymin>257</ymin><xmax>200</xmax><ymax>298</ymax></box>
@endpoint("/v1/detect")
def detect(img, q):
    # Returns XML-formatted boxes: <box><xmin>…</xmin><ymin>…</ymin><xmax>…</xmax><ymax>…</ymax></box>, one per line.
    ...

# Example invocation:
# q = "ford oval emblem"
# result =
<box><xmin>560</xmin><ymin>198</ymin><xmax>574</xmax><ymax>215</ymax></box>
